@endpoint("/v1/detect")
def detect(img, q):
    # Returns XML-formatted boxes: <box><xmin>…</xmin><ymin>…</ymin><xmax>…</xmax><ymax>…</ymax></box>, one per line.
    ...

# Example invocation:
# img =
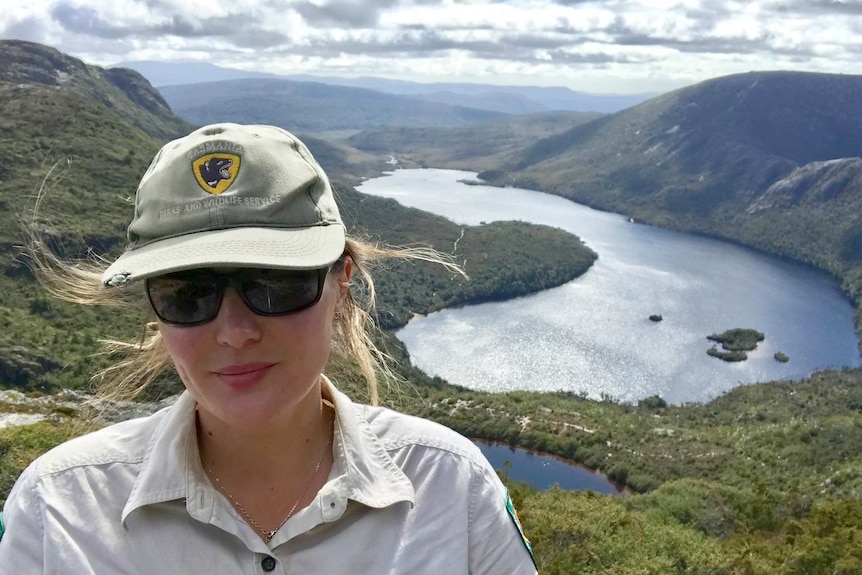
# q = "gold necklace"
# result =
<box><xmin>200</xmin><ymin>409</ymin><xmax>334</xmax><ymax>543</ymax></box>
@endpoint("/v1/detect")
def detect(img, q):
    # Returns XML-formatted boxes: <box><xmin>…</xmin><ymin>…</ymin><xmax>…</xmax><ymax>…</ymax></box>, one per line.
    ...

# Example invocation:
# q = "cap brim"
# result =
<box><xmin>102</xmin><ymin>225</ymin><xmax>346</xmax><ymax>286</ymax></box>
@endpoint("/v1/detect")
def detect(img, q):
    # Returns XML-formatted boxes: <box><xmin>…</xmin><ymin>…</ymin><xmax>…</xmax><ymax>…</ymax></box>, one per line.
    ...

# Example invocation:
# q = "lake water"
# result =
<box><xmin>474</xmin><ymin>440</ymin><xmax>625</xmax><ymax>494</ymax></box>
<box><xmin>356</xmin><ymin>169</ymin><xmax>862</xmax><ymax>404</ymax></box>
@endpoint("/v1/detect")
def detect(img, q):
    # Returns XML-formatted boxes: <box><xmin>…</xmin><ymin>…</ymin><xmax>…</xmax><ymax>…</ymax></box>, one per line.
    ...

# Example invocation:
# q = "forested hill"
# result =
<box><xmin>477</xmin><ymin>71</ymin><xmax>862</xmax><ymax>349</ymax></box>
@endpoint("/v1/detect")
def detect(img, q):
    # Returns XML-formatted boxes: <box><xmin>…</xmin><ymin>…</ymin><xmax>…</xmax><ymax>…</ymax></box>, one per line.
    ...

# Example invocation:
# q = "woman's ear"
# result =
<box><xmin>337</xmin><ymin>256</ymin><xmax>353</xmax><ymax>299</ymax></box>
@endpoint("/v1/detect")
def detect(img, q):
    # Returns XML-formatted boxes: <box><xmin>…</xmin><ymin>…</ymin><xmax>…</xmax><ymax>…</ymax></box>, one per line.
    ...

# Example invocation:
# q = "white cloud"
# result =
<box><xmin>1</xmin><ymin>0</ymin><xmax>861</xmax><ymax>93</ymax></box>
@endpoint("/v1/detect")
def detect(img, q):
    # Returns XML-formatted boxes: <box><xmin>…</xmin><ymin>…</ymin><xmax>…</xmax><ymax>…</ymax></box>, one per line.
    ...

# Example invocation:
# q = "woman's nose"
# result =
<box><xmin>214</xmin><ymin>288</ymin><xmax>262</xmax><ymax>348</ymax></box>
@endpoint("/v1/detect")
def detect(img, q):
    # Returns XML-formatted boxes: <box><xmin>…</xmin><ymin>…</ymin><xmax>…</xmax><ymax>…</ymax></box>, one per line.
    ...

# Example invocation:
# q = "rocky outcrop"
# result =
<box><xmin>748</xmin><ymin>158</ymin><xmax>862</xmax><ymax>212</ymax></box>
<box><xmin>0</xmin><ymin>342</ymin><xmax>61</xmax><ymax>391</ymax></box>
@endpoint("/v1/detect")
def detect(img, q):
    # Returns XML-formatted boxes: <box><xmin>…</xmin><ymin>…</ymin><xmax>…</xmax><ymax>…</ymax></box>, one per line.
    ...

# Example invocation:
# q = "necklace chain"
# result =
<box><xmin>200</xmin><ymin>409</ymin><xmax>334</xmax><ymax>544</ymax></box>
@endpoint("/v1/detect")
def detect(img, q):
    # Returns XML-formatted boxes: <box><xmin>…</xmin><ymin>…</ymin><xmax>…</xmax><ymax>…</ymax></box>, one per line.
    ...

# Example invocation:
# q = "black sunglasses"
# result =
<box><xmin>146</xmin><ymin>267</ymin><xmax>329</xmax><ymax>326</ymax></box>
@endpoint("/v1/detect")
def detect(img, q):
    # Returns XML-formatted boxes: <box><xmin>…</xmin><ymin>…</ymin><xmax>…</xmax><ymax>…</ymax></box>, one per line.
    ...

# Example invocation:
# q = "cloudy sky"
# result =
<box><xmin>2</xmin><ymin>0</ymin><xmax>860</xmax><ymax>94</ymax></box>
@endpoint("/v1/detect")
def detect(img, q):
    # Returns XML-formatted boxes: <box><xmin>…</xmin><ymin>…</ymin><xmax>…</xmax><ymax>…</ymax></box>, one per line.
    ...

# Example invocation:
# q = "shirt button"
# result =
<box><xmin>261</xmin><ymin>556</ymin><xmax>277</xmax><ymax>572</ymax></box>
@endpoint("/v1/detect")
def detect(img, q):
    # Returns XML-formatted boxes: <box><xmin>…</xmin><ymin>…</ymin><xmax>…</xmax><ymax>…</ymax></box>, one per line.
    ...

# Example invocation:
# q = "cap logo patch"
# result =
<box><xmin>193</xmin><ymin>153</ymin><xmax>241</xmax><ymax>195</ymax></box>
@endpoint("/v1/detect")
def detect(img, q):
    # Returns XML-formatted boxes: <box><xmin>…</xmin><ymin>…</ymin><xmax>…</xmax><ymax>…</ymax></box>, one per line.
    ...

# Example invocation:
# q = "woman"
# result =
<box><xmin>0</xmin><ymin>123</ymin><xmax>537</xmax><ymax>574</ymax></box>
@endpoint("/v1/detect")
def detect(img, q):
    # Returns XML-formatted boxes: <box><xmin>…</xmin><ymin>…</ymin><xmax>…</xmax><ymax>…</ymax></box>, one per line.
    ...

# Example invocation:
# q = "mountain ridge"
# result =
<box><xmin>506</xmin><ymin>71</ymin><xmax>862</xmax><ymax>197</ymax></box>
<box><xmin>157</xmin><ymin>77</ymin><xmax>504</xmax><ymax>135</ymax></box>
<box><xmin>115</xmin><ymin>59</ymin><xmax>653</xmax><ymax>114</ymax></box>
<box><xmin>0</xmin><ymin>40</ymin><xmax>192</xmax><ymax>141</ymax></box>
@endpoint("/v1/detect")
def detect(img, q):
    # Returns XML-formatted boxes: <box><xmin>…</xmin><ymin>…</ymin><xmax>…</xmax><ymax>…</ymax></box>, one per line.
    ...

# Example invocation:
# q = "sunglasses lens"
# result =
<box><xmin>147</xmin><ymin>272</ymin><xmax>221</xmax><ymax>325</ymax></box>
<box><xmin>146</xmin><ymin>268</ymin><xmax>327</xmax><ymax>325</ymax></box>
<box><xmin>241</xmin><ymin>269</ymin><xmax>323</xmax><ymax>315</ymax></box>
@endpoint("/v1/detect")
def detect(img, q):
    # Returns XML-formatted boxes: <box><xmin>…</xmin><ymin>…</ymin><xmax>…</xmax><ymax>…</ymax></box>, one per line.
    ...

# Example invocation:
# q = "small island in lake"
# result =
<box><xmin>457</xmin><ymin>178</ymin><xmax>486</xmax><ymax>186</ymax></box>
<box><xmin>706</xmin><ymin>328</ymin><xmax>765</xmax><ymax>362</ymax></box>
<box><xmin>774</xmin><ymin>351</ymin><xmax>790</xmax><ymax>363</ymax></box>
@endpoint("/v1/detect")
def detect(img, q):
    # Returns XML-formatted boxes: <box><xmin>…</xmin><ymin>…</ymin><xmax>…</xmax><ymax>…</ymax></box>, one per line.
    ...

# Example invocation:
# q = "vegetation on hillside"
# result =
<box><xmin>336</xmin><ymin>186</ymin><xmax>597</xmax><ymax>329</ymax></box>
<box><xmin>399</xmin><ymin>364</ymin><xmax>862</xmax><ymax>573</ymax></box>
<box><xmin>0</xmin><ymin>69</ymin><xmax>180</xmax><ymax>393</ymax></box>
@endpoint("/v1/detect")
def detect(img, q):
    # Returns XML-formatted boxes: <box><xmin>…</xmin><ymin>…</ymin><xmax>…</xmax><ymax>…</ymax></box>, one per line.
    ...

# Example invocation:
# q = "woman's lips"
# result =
<box><xmin>214</xmin><ymin>363</ymin><xmax>275</xmax><ymax>390</ymax></box>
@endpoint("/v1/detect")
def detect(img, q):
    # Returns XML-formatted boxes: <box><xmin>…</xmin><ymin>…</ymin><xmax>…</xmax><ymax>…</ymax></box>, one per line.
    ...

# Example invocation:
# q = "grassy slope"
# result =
<box><xmin>0</xmin><ymin>80</ymin><xmax>168</xmax><ymax>390</ymax></box>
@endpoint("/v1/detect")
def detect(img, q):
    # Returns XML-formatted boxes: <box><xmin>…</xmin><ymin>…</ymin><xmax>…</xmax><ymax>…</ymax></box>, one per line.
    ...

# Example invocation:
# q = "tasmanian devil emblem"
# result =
<box><xmin>199</xmin><ymin>157</ymin><xmax>233</xmax><ymax>188</ymax></box>
<box><xmin>191</xmin><ymin>153</ymin><xmax>241</xmax><ymax>195</ymax></box>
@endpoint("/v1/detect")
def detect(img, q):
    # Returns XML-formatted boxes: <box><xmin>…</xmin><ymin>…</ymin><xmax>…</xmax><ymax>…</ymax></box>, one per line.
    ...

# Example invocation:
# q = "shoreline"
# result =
<box><xmin>365</xmin><ymin>165</ymin><xmax>862</xmax><ymax>356</ymax></box>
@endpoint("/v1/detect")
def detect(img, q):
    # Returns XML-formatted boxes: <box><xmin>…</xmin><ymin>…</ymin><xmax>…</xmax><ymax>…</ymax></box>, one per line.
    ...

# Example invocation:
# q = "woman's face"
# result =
<box><xmin>158</xmin><ymin>261</ymin><xmax>351</xmax><ymax>432</ymax></box>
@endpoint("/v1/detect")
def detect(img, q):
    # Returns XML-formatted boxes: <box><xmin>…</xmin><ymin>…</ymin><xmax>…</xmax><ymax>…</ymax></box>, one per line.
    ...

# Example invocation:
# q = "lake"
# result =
<box><xmin>356</xmin><ymin>169</ymin><xmax>862</xmax><ymax>404</ymax></box>
<box><xmin>474</xmin><ymin>440</ymin><xmax>625</xmax><ymax>494</ymax></box>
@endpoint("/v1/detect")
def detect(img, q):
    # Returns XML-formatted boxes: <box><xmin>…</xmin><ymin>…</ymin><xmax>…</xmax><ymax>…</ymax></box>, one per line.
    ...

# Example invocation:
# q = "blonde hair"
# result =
<box><xmin>24</xmin><ymin>213</ymin><xmax>460</xmax><ymax>404</ymax></box>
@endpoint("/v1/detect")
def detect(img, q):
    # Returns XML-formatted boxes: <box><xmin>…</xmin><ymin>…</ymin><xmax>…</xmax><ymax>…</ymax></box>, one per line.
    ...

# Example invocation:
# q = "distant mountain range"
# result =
<box><xmin>157</xmin><ymin>78</ymin><xmax>504</xmax><ymax>134</ymax></box>
<box><xmin>115</xmin><ymin>60</ymin><xmax>654</xmax><ymax>115</ymax></box>
<box><xmin>344</xmin><ymin>111</ymin><xmax>603</xmax><ymax>172</ymax></box>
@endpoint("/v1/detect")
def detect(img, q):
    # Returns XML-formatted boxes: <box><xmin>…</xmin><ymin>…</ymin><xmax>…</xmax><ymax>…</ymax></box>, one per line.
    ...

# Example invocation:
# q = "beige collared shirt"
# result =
<box><xmin>0</xmin><ymin>379</ymin><xmax>537</xmax><ymax>574</ymax></box>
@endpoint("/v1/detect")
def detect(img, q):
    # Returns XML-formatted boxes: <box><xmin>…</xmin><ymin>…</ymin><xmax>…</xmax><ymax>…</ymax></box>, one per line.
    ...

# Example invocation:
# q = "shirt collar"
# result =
<box><xmin>121</xmin><ymin>377</ymin><xmax>414</xmax><ymax>526</ymax></box>
<box><xmin>121</xmin><ymin>391</ymin><xmax>201</xmax><ymax>526</ymax></box>
<box><xmin>323</xmin><ymin>376</ymin><xmax>415</xmax><ymax>510</ymax></box>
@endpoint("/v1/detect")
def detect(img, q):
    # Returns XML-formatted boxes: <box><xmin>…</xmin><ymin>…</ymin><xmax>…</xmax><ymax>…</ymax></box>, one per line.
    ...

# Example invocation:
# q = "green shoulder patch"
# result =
<box><xmin>505</xmin><ymin>489</ymin><xmax>536</xmax><ymax>568</ymax></box>
<box><xmin>0</xmin><ymin>511</ymin><xmax>4</xmax><ymax>542</ymax></box>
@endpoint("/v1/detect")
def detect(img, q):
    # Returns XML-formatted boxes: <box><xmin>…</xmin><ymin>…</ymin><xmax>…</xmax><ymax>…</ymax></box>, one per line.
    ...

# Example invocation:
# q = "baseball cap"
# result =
<box><xmin>102</xmin><ymin>123</ymin><xmax>346</xmax><ymax>287</ymax></box>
